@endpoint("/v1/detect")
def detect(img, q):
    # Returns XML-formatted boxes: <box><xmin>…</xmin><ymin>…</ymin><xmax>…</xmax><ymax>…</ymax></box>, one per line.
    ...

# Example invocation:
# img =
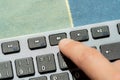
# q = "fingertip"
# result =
<box><xmin>58</xmin><ymin>38</ymin><xmax>74</xmax><ymax>49</ymax></box>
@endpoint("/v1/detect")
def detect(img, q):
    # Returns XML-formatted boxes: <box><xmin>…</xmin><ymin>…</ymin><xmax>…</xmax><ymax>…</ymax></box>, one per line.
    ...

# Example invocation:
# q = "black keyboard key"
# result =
<box><xmin>57</xmin><ymin>52</ymin><xmax>77</xmax><ymax>70</ymax></box>
<box><xmin>70</xmin><ymin>29</ymin><xmax>89</xmax><ymax>41</ymax></box>
<box><xmin>91</xmin><ymin>26</ymin><xmax>110</xmax><ymax>39</ymax></box>
<box><xmin>28</xmin><ymin>36</ymin><xmax>47</xmax><ymax>50</ymax></box>
<box><xmin>1</xmin><ymin>40</ymin><xmax>20</xmax><ymax>54</ymax></box>
<box><xmin>50</xmin><ymin>72</ymin><xmax>69</xmax><ymax>80</ymax></box>
<box><xmin>15</xmin><ymin>57</ymin><xmax>35</xmax><ymax>77</ymax></box>
<box><xmin>29</xmin><ymin>76</ymin><xmax>47</xmax><ymax>80</ymax></box>
<box><xmin>36</xmin><ymin>54</ymin><xmax>56</xmax><ymax>74</ymax></box>
<box><xmin>0</xmin><ymin>61</ymin><xmax>13</xmax><ymax>80</ymax></box>
<box><xmin>117</xmin><ymin>23</ymin><xmax>120</xmax><ymax>34</ymax></box>
<box><xmin>72</xmin><ymin>70</ymin><xmax>90</xmax><ymax>80</ymax></box>
<box><xmin>57</xmin><ymin>53</ymin><xmax>68</xmax><ymax>70</ymax></box>
<box><xmin>100</xmin><ymin>42</ymin><xmax>120</xmax><ymax>60</ymax></box>
<box><xmin>49</xmin><ymin>33</ymin><xmax>67</xmax><ymax>46</ymax></box>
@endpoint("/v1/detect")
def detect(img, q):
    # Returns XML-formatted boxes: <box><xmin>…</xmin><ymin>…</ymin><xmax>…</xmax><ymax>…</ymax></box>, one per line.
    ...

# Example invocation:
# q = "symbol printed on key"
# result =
<box><xmin>28</xmin><ymin>68</ymin><xmax>31</xmax><ymax>73</ymax></box>
<box><xmin>97</xmin><ymin>29</ymin><xmax>103</xmax><ymax>33</ymax></box>
<box><xmin>19</xmin><ymin>69</ymin><xmax>24</xmax><ymax>75</ymax></box>
<box><xmin>105</xmin><ymin>50</ymin><xmax>111</xmax><ymax>54</ymax></box>
<box><xmin>8</xmin><ymin>44</ymin><xmax>13</xmax><ymax>48</ymax></box>
<box><xmin>5</xmin><ymin>63</ymin><xmax>8</xmax><ymax>68</ymax></box>
<box><xmin>42</xmin><ymin>66</ymin><xmax>46</xmax><ymax>71</ymax></box>
<box><xmin>35</xmin><ymin>40</ymin><xmax>40</xmax><ymax>43</ymax></box>
<box><xmin>6</xmin><ymin>71</ymin><xmax>9</xmax><ymax>76</ymax></box>
<box><xmin>53</xmin><ymin>76</ymin><xmax>58</xmax><ymax>80</ymax></box>
<box><xmin>77</xmin><ymin>33</ymin><xmax>81</xmax><ymax>36</ymax></box>
<box><xmin>63</xmin><ymin>62</ymin><xmax>66</xmax><ymax>67</ymax></box>
<box><xmin>48</xmin><ymin>56</ymin><xmax>51</xmax><ymax>61</ymax></box>
<box><xmin>39</xmin><ymin>57</ymin><xmax>44</xmax><ymax>62</ymax></box>
<box><xmin>56</xmin><ymin>37</ymin><xmax>61</xmax><ymax>40</ymax></box>
<box><xmin>75</xmin><ymin>72</ymin><xmax>80</xmax><ymax>78</ymax></box>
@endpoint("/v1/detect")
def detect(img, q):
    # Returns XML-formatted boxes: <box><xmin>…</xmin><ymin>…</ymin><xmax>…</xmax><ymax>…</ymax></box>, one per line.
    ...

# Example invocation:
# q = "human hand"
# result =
<box><xmin>59</xmin><ymin>39</ymin><xmax>120</xmax><ymax>80</ymax></box>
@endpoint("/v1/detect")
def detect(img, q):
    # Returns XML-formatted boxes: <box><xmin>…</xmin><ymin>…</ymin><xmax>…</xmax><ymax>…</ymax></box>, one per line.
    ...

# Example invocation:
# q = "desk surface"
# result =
<box><xmin>0</xmin><ymin>0</ymin><xmax>120</xmax><ymax>39</ymax></box>
<box><xmin>69</xmin><ymin>0</ymin><xmax>120</xmax><ymax>26</ymax></box>
<box><xmin>0</xmin><ymin>0</ymin><xmax>72</xmax><ymax>39</ymax></box>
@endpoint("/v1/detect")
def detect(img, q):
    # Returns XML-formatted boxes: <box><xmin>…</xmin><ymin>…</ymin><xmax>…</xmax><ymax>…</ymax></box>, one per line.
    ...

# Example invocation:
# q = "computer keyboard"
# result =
<box><xmin>0</xmin><ymin>20</ymin><xmax>120</xmax><ymax>80</ymax></box>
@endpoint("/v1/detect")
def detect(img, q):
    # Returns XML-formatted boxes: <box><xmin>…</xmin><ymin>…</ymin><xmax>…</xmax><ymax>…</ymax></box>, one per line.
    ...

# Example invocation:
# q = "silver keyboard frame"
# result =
<box><xmin>0</xmin><ymin>20</ymin><xmax>120</xmax><ymax>80</ymax></box>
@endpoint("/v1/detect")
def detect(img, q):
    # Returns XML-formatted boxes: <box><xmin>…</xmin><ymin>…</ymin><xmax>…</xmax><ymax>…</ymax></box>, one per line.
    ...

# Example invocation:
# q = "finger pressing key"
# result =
<box><xmin>59</xmin><ymin>39</ymin><xmax>120</xmax><ymax>80</ymax></box>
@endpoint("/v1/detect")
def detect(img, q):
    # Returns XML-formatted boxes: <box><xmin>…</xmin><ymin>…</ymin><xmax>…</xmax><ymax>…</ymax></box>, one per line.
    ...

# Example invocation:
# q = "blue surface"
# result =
<box><xmin>69</xmin><ymin>0</ymin><xmax>120</xmax><ymax>27</ymax></box>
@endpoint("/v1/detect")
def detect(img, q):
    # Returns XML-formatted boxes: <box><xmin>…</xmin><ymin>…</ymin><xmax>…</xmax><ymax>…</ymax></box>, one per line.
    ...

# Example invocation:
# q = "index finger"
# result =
<box><xmin>59</xmin><ymin>39</ymin><xmax>120</xmax><ymax>80</ymax></box>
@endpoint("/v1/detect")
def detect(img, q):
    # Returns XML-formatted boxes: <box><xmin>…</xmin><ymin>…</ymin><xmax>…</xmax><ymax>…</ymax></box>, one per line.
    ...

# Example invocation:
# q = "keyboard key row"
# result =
<box><xmin>0</xmin><ymin>54</ymin><xmax>56</xmax><ymax>79</ymax></box>
<box><xmin>29</xmin><ymin>76</ymin><xmax>47</xmax><ymax>80</ymax></box>
<box><xmin>0</xmin><ymin>53</ymin><xmax>88</xmax><ymax>80</ymax></box>
<box><xmin>60</xmin><ymin>42</ymin><xmax>120</xmax><ymax>62</ymax></box>
<box><xmin>2</xmin><ymin>40</ymin><xmax>120</xmax><ymax>79</ymax></box>
<box><xmin>1</xmin><ymin>25</ymin><xmax>112</xmax><ymax>55</ymax></box>
<box><xmin>29</xmin><ymin>72</ymin><xmax>70</xmax><ymax>80</ymax></box>
<box><xmin>29</xmin><ymin>71</ymin><xmax>90</xmax><ymax>80</ymax></box>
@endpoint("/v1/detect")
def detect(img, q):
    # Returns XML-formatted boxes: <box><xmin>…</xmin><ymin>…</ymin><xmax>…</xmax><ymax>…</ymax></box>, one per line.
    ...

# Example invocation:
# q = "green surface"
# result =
<box><xmin>0</xmin><ymin>0</ymin><xmax>71</xmax><ymax>39</ymax></box>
